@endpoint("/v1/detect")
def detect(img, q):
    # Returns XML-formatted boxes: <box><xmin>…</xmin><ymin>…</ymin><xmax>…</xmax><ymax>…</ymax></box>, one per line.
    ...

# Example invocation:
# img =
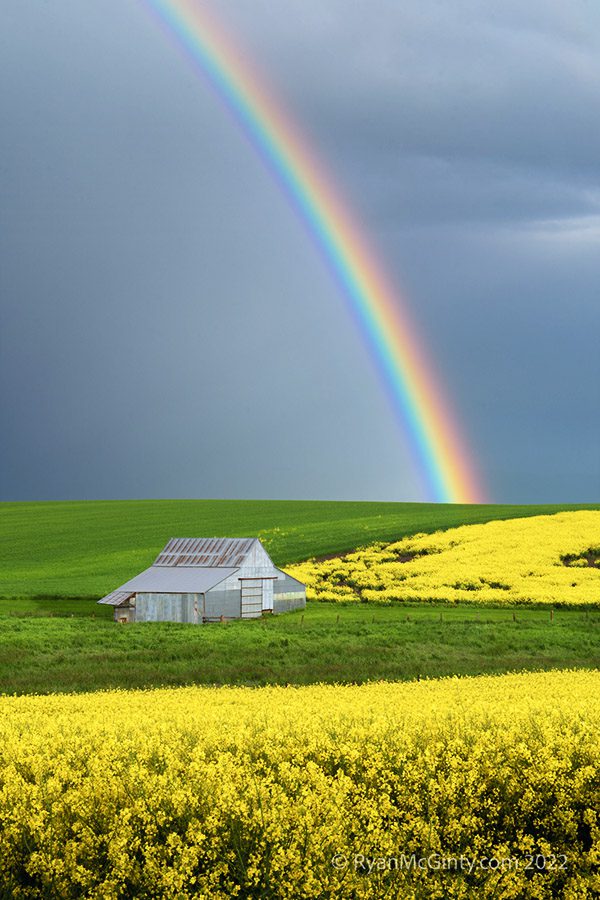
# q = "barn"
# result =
<box><xmin>97</xmin><ymin>537</ymin><xmax>306</xmax><ymax>624</ymax></box>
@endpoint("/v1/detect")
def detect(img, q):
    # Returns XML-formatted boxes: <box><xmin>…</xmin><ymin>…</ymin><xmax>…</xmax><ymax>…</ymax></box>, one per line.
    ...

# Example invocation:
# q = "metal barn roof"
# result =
<box><xmin>113</xmin><ymin>565</ymin><xmax>239</xmax><ymax>594</ymax></box>
<box><xmin>154</xmin><ymin>537</ymin><xmax>258</xmax><ymax>568</ymax></box>
<box><xmin>98</xmin><ymin>590</ymin><xmax>135</xmax><ymax>607</ymax></box>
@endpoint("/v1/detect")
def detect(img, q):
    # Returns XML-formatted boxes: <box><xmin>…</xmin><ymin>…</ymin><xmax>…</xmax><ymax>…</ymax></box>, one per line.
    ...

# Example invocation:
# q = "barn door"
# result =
<box><xmin>240</xmin><ymin>579</ymin><xmax>263</xmax><ymax>618</ymax></box>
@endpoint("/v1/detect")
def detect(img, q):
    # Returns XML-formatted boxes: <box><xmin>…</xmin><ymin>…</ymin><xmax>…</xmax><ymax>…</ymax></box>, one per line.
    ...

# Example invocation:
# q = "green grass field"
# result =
<box><xmin>1</xmin><ymin>498</ymin><xmax>597</xmax><ymax>599</ymax></box>
<box><xmin>1</xmin><ymin>599</ymin><xmax>598</xmax><ymax>695</ymax></box>
<box><xmin>1</xmin><ymin>499</ymin><xmax>598</xmax><ymax>696</ymax></box>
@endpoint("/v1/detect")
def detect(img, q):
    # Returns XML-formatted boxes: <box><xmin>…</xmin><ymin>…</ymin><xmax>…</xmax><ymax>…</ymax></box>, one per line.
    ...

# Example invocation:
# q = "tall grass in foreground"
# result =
<box><xmin>1</xmin><ymin>601</ymin><xmax>598</xmax><ymax>694</ymax></box>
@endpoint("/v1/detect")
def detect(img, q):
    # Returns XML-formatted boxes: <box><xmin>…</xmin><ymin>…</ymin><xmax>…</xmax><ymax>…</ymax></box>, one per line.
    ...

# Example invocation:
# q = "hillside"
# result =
<box><xmin>1</xmin><ymin>498</ymin><xmax>598</xmax><ymax>599</ymax></box>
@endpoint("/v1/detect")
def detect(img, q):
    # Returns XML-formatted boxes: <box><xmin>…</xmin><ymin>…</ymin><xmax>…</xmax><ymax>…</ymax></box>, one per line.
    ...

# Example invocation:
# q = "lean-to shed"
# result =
<box><xmin>98</xmin><ymin>537</ymin><xmax>305</xmax><ymax>624</ymax></box>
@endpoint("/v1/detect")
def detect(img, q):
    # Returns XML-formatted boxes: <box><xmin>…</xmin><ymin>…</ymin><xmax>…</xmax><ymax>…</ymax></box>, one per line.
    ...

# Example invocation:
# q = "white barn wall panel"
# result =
<box><xmin>273</xmin><ymin>573</ymin><xmax>306</xmax><ymax>613</ymax></box>
<box><xmin>136</xmin><ymin>592</ymin><xmax>199</xmax><ymax>624</ymax></box>
<box><xmin>204</xmin><ymin>587</ymin><xmax>242</xmax><ymax>620</ymax></box>
<box><xmin>263</xmin><ymin>578</ymin><xmax>274</xmax><ymax>611</ymax></box>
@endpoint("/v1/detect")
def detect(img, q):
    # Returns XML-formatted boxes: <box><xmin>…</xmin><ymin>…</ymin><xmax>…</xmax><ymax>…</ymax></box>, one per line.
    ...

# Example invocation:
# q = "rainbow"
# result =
<box><xmin>141</xmin><ymin>0</ymin><xmax>486</xmax><ymax>503</ymax></box>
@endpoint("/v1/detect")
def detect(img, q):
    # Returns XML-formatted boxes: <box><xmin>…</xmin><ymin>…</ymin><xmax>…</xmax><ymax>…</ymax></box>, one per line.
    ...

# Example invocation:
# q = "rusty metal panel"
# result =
<box><xmin>154</xmin><ymin>537</ymin><xmax>256</xmax><ymax>568</ymax></box>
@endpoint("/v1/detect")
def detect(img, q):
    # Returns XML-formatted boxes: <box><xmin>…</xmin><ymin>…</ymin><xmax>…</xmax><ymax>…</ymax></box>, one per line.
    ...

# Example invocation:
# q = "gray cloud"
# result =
<box><xmin>220</xmin><ymin>0</ymin><xmax>600</xmax><ymax>224</ymax></box>
<box><xmin>0</xmin><ymin>0</ymin><xmax>598</xmax><ymax>502</ymax></box>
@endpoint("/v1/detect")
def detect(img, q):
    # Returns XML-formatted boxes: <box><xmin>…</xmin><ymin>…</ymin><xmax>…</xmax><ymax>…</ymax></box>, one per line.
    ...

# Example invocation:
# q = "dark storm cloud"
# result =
<box><xmin>220</xmin><ymin>0</ymin><xmax>600</xmax><ymax>220</ymax></box>
<box><xmin>0</xmin><ymin>0</ymin><xmax>598</xmax><ymax>502</ymax></box>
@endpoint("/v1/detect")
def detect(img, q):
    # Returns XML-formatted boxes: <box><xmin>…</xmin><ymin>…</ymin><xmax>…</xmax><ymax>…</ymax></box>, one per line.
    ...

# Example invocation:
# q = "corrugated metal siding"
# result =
<box><xmin>263</xmin><ymin>579</ymin><xmax>274</xmax><ymax>611</ymax></box>
<box><xmin>154</xmin><ymin>537</ymin><xmax>256</xmax><ymax>568</ymax></box>
<box><xmin>274</xmin><ymin>573</ymin><xmax>307</xmax><ymax>595</ymax></box>
<box><xmin>273</xmin><ymin>594</ymin><xmax>306</xmax><ymax>614</ymax></box>
<box><xmin>204</xmin><ymin>588</ymin><xmax>241</xmax><ymax>620</ymax></box>
<box><xmin>136</xmin><ymin>593</ymin><xmax>199</xmax><ymax>624</ymax></box>
<box><xmin>273</xmin><ymin>572</ymin><xmax>306</xmax><ymax>614</ymax></box>
<box><xmin>242</xmin><ymin>540</ymin><xmax>273</xmax><ymax>569</ymax></box>
<box><xmin>218</xmin><ymin>569</ymin><xmax>278</xmax><ymax>592</ymax></box>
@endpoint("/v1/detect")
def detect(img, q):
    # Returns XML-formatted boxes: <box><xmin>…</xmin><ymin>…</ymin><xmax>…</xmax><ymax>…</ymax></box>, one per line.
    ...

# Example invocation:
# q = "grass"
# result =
<box><xmin>1</xmin><ymin>498</ymin><xmax>598</xmax><ymax>599</ymax></box>
<box><xmin>0</xmin><ymin>598</ymin><xmax>598</xmax><ymax>695</ymax></box>
<box><xmin>1</xmin><ymin>499</ymin><xmax>598</xmax><ymax>695</ymax></box>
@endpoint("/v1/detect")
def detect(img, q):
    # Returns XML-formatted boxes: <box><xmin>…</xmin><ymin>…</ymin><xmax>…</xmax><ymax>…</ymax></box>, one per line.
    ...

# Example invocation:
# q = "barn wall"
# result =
<box><xmin>215</xmin><ymin>541</ymin><xmax>279</xmax><ymax>614</ymax></box>
<box><xmin>218</xmin><ymin>542</ymin><xmax>278</xmax><ymax>592</ymax></box>
<box><xmin>273</xmin><ymin>592</ymin><xmax>306</xmax><ymax>614</ymax></box>
<box><xmin>274</xmin><ymin>573</ymin><xmax>306</xmax><ymax>593</ymax></box>
<box><xmin>245</xmin><ymin>540</ymin><xmax>275</xmax><ymax>570</ymax></box>
<box><xmin>273</xmin><ymin>572</ymin><xmax>306</xmax><ymax>614</ymax></box>
<box><xmin>218</xmin><ymin>572</ymin><xmax>241</xmax><ymax>591</ymax></box>
<box><xmin>203</xmin><ymin>587</ymin><xmax>241</xmax><ymax>620</ymax></box>
<box><xmin>136</xmin><ymin>593</ymin><xmax>199</xmax><ymax>623</ymax></box>
<box><xmin>219</xmin><ymin>567</ymin><xmax>276</xmax><ymax>592</ymax></box>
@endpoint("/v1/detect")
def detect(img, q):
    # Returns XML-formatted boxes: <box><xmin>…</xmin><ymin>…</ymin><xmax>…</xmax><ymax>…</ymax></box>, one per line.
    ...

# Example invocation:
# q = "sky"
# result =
<box><xmin>1</xmin><ymin>0</ymin><xmax>598</xmax><ymax>504</ymax></box>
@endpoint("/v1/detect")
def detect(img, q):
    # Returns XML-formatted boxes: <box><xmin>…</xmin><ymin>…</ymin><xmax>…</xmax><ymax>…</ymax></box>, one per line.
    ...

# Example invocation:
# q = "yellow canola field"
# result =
<box><xmin>1</xmin><ymin>670</ymin><xmax>599</xmax><ymax>899</ymax></box>
<box><xmin>286</xmin><ymin>511</ymin><xmax>600</xmax><ymax>605</ymax></box>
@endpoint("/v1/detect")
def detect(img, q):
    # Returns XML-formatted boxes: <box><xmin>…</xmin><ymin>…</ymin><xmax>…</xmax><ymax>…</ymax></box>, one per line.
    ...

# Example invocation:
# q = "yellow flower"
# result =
<box><xmin>0</xmin><ymin>670</ymin><xmax>598</xmax><ymax>896</ymax></box>
<box><xmin>286</xmin><ymin>511</ymin><xmax>600</xmax><ymax>606</ymax></box>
